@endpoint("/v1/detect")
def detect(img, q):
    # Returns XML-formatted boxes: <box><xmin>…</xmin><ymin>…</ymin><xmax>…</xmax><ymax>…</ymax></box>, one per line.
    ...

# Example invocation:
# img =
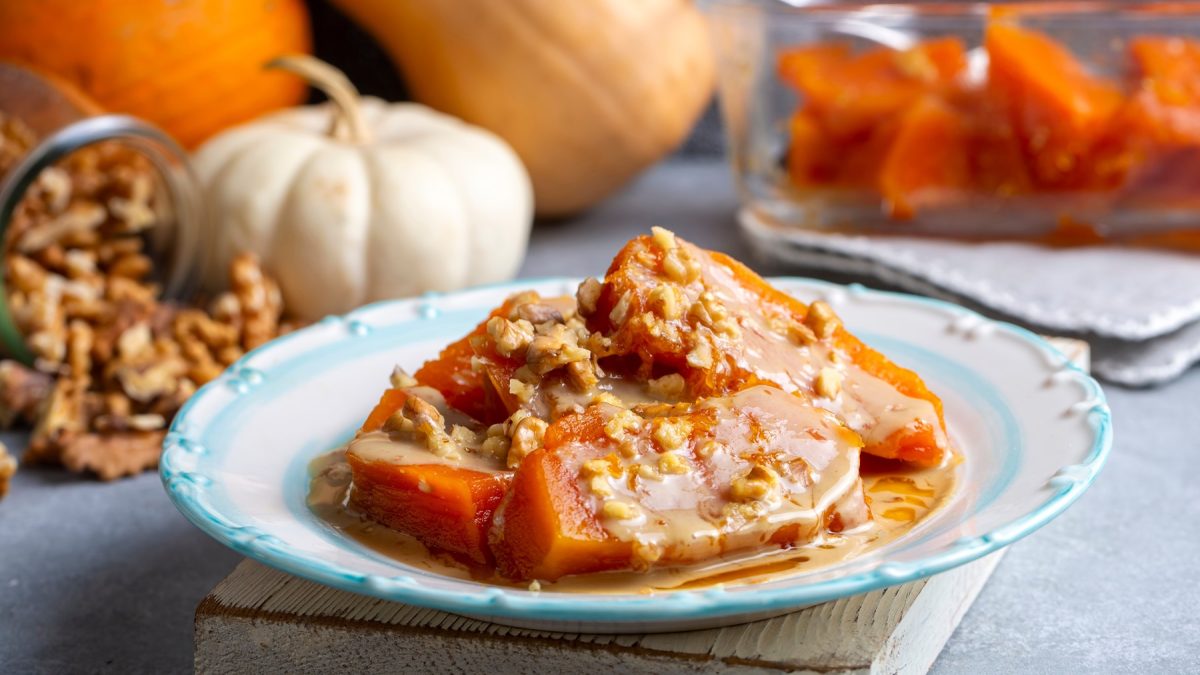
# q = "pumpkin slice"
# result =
<box><xmin>985</xmin><ymin>22</ymin><xmax>1122</xmax><ymax>188</ymax></box>
<box><xmin>585</xmin><ymin>230</ymin><xmax>948</xmax><ymax>466</ymax></box>
<box><xmin>1129</xmin><ymin>35</ymin><xmax>1200</xmax><ymax>125</ymax></box>
<box><xmin>784</xmin><ymin>110</ymin><xmax>838</xmax><ymax>187</ymax></box>
<box><xmin>414</xmin><ymin>293</ymin><xmax>566</xmax><ymax>424</ymax></box>
<box><xmin>490</xmin><ymin>386</ymin><xmax>869</xmax><ymax>581</ymax></box>
<box><xmin>1098</xmin><ymin>37</ymin><xmax>1200</xmax><ymax>202</ymax></box>
<box><xmin>778</xmin><ymin>38</ymin><xmax>968</xmax><ymax>141</ymax></box>
<box><xmin>878</xmin><ymin>96</ymin><xmax>973</xmax><ymax>219</ymax></box>
<box><xmin>347</xmin><ymin>388</ymin><xmax>511</xmax><ymax>565</ymax></box>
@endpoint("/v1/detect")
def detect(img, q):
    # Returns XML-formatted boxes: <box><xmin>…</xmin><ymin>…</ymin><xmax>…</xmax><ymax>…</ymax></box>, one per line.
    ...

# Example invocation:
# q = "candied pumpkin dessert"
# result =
<box><xmin>315</xmin><ymin>230</ymin><xmax>953</xmax><ymax>585</ymax></box>
<box><xmin>777</xmin><ymin>21</ymin><xmax>1200</xmax><ymax>228</ymax></box>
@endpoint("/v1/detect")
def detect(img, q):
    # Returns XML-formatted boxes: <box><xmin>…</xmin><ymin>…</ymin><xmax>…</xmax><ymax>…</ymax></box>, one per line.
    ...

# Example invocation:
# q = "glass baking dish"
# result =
<box><xmin>706</xmin><ymin>0</ymin><xmax>1200</xmax><ymax>246</ymax></box>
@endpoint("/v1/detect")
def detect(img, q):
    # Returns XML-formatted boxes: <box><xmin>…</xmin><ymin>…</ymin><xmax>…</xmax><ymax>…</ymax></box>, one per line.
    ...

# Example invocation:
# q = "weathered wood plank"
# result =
<box><xmin>196</xmin><ymin>552</ymin><xmax>1003</xmax><ymax>675</ymax></box>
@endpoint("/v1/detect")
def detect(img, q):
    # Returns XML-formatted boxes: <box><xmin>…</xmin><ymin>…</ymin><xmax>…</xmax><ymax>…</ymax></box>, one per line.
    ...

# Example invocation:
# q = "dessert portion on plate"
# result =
<box><xmin>311</xmin><ymin>230</ymin><xmax>955</xmax><ymax>589</ymax></box>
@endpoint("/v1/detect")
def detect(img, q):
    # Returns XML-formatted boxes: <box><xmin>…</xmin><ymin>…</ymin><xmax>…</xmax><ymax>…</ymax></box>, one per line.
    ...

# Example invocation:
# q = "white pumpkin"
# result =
<box><xmin>192</xmin><ymin>56</ymin><xmax>533</xmax><ymax>320</ymax></box>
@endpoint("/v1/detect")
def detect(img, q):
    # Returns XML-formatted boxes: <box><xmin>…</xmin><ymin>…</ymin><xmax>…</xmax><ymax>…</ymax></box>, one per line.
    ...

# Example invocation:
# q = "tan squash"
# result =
<box><xmin>330</xmin><ymin>0</ymin><xmax>715</xmax><ymax>216</ymax></box>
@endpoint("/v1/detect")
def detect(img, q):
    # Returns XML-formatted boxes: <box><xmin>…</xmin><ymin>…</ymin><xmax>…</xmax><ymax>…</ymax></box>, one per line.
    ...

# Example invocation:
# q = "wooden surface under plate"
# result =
<box><xmin>196</xmin><ymin>552</ymin><xmax>1002</xmax><ymax>675</ymax></box>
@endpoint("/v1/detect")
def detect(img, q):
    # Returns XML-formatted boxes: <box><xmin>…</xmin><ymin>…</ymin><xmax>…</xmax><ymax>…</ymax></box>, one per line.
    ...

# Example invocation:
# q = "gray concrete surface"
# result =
<box><xmin>1</xmin><ymin>160</ymin><xmax>1195</xmax><ymax>673</ymax></box>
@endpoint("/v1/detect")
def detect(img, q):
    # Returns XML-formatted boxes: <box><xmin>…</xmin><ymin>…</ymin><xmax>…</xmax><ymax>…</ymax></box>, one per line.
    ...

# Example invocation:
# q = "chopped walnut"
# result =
<box><xmin>508</xmin><ymin>378</ymin><xmax>536</xmax><ymax>404</ymax></box>
<box><xmin>230</xmin><ymin>253</ymin><xmax>283</xmax><ymax>351</ymax></box>
<box><xmin>815</xmin><ymin>367</ymin><xmax>843</xmax><ymax>399</ymax></box>
<box><xmin>384</xmin><ymin>395</ymin><xmax>461</xmax><ymax>460</ymax></box>
<box><xmin>590</xmin><ymin>391</ymin><xmax>623</xmax><ymax>408</ymax></box>
<box><xmin>646</xmin><ymin>373</ymin><xmax>686</xmax><ymax>401</ymax></box>
<box><xmin>788</xmin><ymin>320</ymin><xmax>817</xmax><ymax>346</ymax></box>
<box><xmin>479</xmin><ymin>434</ymin><xmax>510</xmax><ymax>461</ymax></box>
<box><xmin>576</xmin><ymin>277</ymin><xmax>602</xmax><ymax>317</ymax></box>
<box><xmin>15</xmin><ymin>202</ymin><xmax>106</xmax><ymax>254</ymax></box>
<box><xmin>657</xmin><ymin>451</ymin><xmax>691</xmax><ymax>475</ymax></box>
<box><xmin>730</xmin><ymin>464</ymin><xmax>781</xmax><ymax>503</ymax></box>
<box><xmin>449</xmin><ymin>424</ymin><xmax>481</xmax><ymax>449</ymax></box>
<box><xmin>637</xmin><ymin>463</ymin><xmax>663</xmax><ymax>481</ymax></box>
<box><xmin>697</xmin><ymin>440</ymin><xmax>722</xmax><ymax>459</ymax></box>
<box><xmin>525</xmin><ymin>324</ymin><xmax>590</xmax><ymax>376</ymax></box>
<box><xmin>0</xmin><ymin>361</ymin><xmax>53</xmax><ymax>427</ymax></box>
<box><xmin>805</xmin><ymin>301</ymin><xmax>841</xmax><ymax>339</ymax></box>
<box><xmin>582</xmin><ymin>458</ymin><xmax>610</xmax><ymax>478</ymax></box>
<box><xmin>27</xmin><ymin>377</ymin><xmax>87</xmax><ymax>465</ymax></box>
<box><xmin>390</xmin><ymin>365</ymin><xmax>418</xmax><ymax>390</ymax></box>
<box><xmin>59</xmin><ymin>430</ymin><xmax>166</xmax><ymax>481</ymax></box>
<box><xmin>632</xmin><ymin>540</ymin><xmax>664</xmax><ymax>568</ymax></box>
<box><xmin>589</xmin><ymin>475</ymin><xmax>614</xmax><ymax>497</ymax></box>
<box><xmin>685</xmin><ymin>337</ymin><xmax>714</xmax><ymax>369</ymax></box>
<box><xmin>601</xmin><ymin>500</ymin><xmax>638</xmax><ymax>520</ymax></box>
<box><xmin>634</xmin><ymin>401</ymin><xmax>691</xmax><ymax>418</ymax></box>
<box><xmin>648</xmin><ymin>284</ymin><xmax>684</xmax><ymax>321</ymax></box>
<box><xmin>609</xmin><ymin>291</ymin><xmax>633</xmax><ymax>327</ymax></box>
<box><xmin>652</xmin><ymin>418</ymin><xmax>692</xmax><ymax>453</ymax></box>
<box><xmin>487</xmin><ymin>316</ymin><xmax>535</xmax><ymax>357</ymax></box>
<box><xmin>603</xmin><ymin>409</ymin><xmax>643</xmax><ymax>442</ymax></box>
<box><xmin>656</xmin><ymin>229</ymin><xmax>701</xmax><ymax>284</ymax></box>
<box><xmin>650</xmin><ymin>226</ymin><xmax>678</xmax><ymax>252</ymax></box>
<box><xmin>507</xmin><ymin>416</ymin><xmax>547</xmax><ymax>469</ymax></box>
<box><xmin>0</xmin><ymin>115</ymin><xmax>297</xmax><ymax>481</ymax></box>
<box><xmin>515</xmin><ymin>302</ymin><xmax>564</xmax><ymax>325</ymax></box>
<box><xmin>566</xmin><ymin>359</ymin><xmax>599</xmax><ymax>393</ymax></box>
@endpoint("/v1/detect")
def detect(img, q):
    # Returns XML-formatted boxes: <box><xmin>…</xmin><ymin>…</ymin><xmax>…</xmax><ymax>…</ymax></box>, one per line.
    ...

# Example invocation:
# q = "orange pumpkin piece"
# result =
<box><xmin>985</xmin><ymin>22</ymin><xmax>1122</xmax><ymax>188</ymax></box>
<box><xmin>784</xmin><ymin>110</ymin><xmax>838</xmax><ymax>187</ymax></box>
<box><xmin>1129</xmin><ymin>35</ymin><xmax>1200</xmax><ymax>117</ymax></box>
<box><xmin>414</xmin><ymin>294</ymin><xmax>540</xmax><ymax>425</ymax></box>
<box><xmin>779</xmin><ymin>38</ymin><xmax>968</xmax><ymax>141</ymax></box>
<box><xmin>957</xmin><ymin>93</ymin><xmax>1036</xmax><ymax>199</ymax></box>
<box><xmin>588</xmin><ymin>233</ymin><xmax>947</xmax><ymax>466</ymax></box>
<box><xmin>490</xmin><ymin>386</ymin><xmax>870</xmax><ymax>581</ymax></box>
<box><xmin>0</xmin><ymin>0</ymin><xmax>312</xmax><ymax>148</ymax></box>
<box><xmin>488</xmin><ymin>409</ymin><xmax>633</xmax><ymax>581</ymax></box>
<box><xmin>347</xmin><ymin>389</ymin><xmax>511</xmax><ymax>566</ymax></box>
<box><xmin>878</xmin><ymin>97</ymin><xmax>973</xmax><ymax>219</ymax></box>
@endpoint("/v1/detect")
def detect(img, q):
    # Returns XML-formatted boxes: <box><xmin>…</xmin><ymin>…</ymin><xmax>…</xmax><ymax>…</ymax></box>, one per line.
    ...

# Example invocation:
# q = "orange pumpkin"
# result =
<box><xmin>0</xmin><ymin>0</ymin><xmax>312</xmax><ymax>148</ymax></box>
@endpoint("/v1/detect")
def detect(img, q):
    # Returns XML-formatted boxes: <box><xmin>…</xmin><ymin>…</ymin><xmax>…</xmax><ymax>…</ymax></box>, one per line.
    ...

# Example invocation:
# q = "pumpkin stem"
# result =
<box><xmin>266</xmin><ymin>55</ymin><xmax>371</xmax><ymax>144</ymax></box>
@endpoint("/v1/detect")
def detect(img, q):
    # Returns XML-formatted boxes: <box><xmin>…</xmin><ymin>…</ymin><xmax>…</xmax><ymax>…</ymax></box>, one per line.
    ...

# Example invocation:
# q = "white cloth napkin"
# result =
<box><xmin>741</xmin><ymin>210</ymin><xmax>1200</xmax><ymax>386</ymax></box>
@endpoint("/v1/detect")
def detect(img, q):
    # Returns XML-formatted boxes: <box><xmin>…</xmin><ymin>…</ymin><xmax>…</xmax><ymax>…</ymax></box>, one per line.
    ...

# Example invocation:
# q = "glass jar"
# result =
<box><xmin>705</xmin><ymin>0</ymin><xmax>1200</xmax><ymax>246</ymax></box>
<box><xmin>0</xmin><ymin>63</ymin><xmax>202</xmax><ymax>362</ymax></box>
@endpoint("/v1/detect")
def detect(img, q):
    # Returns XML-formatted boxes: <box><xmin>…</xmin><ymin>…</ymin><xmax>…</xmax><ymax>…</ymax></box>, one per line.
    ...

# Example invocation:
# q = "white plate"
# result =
<box><xmin>162</xmin><ymin>277</ymin><xmax>1111</xmax><ymax>633</ymax></box>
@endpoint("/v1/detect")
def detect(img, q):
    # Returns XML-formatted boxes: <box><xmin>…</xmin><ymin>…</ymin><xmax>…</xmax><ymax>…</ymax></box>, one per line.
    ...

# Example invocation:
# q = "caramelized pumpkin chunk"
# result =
<box><xmin>348</xmin><ymin>456</ymin><xmax>509</xmax><ymax>566</ymax></box>
<box><xmin>347</xmin><ymin>388</ymin><xmax>511</xmax><ymax>565</ymax></box>
<box><xmin>879</xmin><ymin>97</ymin><xmax>974</xmax><ymax>219</ymax></box>
<box><xmin>1128</xmin><ymin>34</ymin><xmax>1200</xmax><ymax>141</ymax></box>
<box><xmin>490</xmin><ymin>386</ymin><xmax>869</xmax><ymax>581</ymax></box>
<box><xmin>985</xmin><ymin>23</ymin><xmax>1122</xmax><ymax>187</ymax></box>
<box><xmin>779</xmin><ymin>38</ymin><xmax>967</xmax><ymax>141</ymax></box>
<box><xmin>414</xmin><ymin>304</ymin><xmax>513</xmax><ymax>425</ymax></box>
<box><xmin>586</xmin><ymin>232</ymin><xmax>947</xmax><ymax>466</ymax></box>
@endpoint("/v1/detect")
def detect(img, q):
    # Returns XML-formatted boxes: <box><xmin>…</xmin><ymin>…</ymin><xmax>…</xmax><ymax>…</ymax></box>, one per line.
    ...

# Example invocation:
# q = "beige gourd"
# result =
<box><xmin>192</xmin><ymin>56</ymin><xmax>533</xmax><ymax>320</ymax></box>
<box><xmin>330</xmin><ymin>0</ymin><xmax>715</xmax><ymax>216</ymax></box>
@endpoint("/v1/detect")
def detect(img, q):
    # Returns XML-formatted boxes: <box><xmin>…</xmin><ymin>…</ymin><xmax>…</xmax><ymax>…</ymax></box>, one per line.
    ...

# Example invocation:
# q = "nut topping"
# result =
<box><xmin>805</xmin><ymin>301</ymin><xmax>841</xmax><ymax>339</ymax></box>
<box><xmin>815</xmin><ymin>367</ymin><xmax>843</xmax><ymax>399</ymax></box>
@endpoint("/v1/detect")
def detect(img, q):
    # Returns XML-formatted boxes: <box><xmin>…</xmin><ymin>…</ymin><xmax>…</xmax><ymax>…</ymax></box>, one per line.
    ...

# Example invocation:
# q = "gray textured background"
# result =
<box><xmin>2</xmin><ymin>162</ymin><xmax>1197</xmax><ymax>673</ymax></box>
<box><xmin>2</xmin><ymin>3</ymin><xmax>1195</xmax><ymax>671</ymax></box>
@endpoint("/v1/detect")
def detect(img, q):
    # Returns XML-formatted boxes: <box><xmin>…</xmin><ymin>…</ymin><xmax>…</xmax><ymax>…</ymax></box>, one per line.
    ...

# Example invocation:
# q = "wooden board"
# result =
<box><xmin>196</xmin><ymin>553</ymin><xmax>1002</xmax><ymax>675</ymax></box>
<box><xmin>194</xmin><ymin>338</ymin><xmax>1087</xmax><ymax>674</ymax></box>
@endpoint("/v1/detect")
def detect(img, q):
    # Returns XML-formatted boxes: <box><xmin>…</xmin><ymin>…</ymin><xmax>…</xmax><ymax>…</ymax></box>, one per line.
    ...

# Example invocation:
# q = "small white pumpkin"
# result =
<box><xmin>193</xmin><ymin>55</ymin><xmax>533</xmax><ymax>319</ymax></box>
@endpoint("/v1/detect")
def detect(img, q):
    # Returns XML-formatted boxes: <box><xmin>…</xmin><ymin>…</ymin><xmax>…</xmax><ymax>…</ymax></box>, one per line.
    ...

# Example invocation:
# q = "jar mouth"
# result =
<box><xmin>0</xmin><ymin>114</ymin><xmax>205</xmax><ymax>363</ymax></box>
